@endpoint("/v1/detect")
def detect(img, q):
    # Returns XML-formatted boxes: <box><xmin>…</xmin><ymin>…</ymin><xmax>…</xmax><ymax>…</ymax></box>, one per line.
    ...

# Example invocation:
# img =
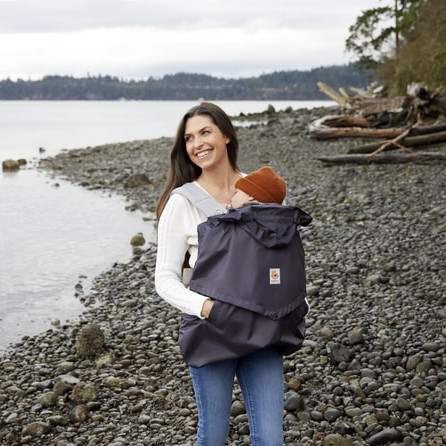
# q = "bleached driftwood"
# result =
<box><xmin>317</xmin><ymin>82</ymin><xmax>351</xmax><ymax>108</ymax></box>
<box><xmin>316</xmin><ymin>81</ymin><xmax>446</xmax><ymax>119</ymax></box>
<box><xmin>317</xmin><ymin>81</ymin><xmax>405</xmax><ymax>115</ymax></box>
<box><xmin>313</xmin><ymin>82</ymin><xmax>446</xmax><ymax>164</ymax></box>
<box><xmin>309</xmin><ymin>115</ymin><xmax>405</xmax><ymax>139</ymax></box>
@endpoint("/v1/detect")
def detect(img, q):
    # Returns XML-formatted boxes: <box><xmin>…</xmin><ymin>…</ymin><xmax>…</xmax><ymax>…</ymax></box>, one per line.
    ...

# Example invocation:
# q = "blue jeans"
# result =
<box><xmin>189</xmin><ymin>347</ymin><xmax>284</xmax><ymax>446</ymax></box>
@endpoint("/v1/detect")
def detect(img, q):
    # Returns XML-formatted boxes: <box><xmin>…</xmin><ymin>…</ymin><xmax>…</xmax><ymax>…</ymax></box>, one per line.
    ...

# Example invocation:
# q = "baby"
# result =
<box><xmin>229</xmin><ymin>166</ymin><xmax>286</xmax><ymax>209</ymax></box>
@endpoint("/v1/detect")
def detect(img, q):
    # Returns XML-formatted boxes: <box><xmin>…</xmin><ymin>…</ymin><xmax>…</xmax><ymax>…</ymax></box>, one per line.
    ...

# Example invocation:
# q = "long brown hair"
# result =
<box><xmin>156</xmin><ymin>102</ymin><xmax>239</xmax><ymax>219</ymax></box>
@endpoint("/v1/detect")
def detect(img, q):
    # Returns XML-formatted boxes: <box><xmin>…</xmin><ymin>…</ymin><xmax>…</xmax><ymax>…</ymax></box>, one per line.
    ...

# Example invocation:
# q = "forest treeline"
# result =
<box><xmin>0</xmin><ymin>64</ymin><xmax>369</xmax><ymax>100</ymax></box>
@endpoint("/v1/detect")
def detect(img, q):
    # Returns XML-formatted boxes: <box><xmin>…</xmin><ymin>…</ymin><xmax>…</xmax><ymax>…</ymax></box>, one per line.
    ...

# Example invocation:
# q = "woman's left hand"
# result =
<box><xmin>200</xmin><ymin>298</ymin><xmax>214</xmax><ymax>319</ymax></box>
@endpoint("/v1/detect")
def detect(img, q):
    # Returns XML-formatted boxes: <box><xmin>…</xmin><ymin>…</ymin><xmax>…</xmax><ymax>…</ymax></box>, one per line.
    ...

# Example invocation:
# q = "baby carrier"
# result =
<box><xmin>172</xmin><ymin>182</ymin><xmax>312</xmax><ymax>367</ymax></box>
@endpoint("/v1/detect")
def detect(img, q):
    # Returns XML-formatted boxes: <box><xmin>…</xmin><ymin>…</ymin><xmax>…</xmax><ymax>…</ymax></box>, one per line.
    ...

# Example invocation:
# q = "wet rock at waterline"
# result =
<box><xmin>2</xmin><ymin>158</ymin><xmax>20</xmax><ymax>170</ymax></box>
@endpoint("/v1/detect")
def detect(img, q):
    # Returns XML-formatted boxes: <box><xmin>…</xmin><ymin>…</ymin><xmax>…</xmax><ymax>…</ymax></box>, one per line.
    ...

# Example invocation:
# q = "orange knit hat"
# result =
<box><xmin>235</xmin><ymin>166</ymin><xmax>286</xmax><ymax>204</ymax></box>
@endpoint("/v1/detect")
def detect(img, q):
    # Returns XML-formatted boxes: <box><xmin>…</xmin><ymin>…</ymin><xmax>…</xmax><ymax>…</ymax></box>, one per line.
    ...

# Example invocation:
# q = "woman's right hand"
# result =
<box><xmin>200</xmin><ymin>298</ymin><xmax>214</xmax><ymax>319</ymax></box>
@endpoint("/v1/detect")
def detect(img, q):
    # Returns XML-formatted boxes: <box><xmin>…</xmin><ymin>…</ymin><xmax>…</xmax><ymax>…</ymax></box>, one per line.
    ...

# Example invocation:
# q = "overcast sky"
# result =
<box><xmin>0</xmin><ymin>0</ymin><xmax>379</xmax><ymax>80</ymax></box>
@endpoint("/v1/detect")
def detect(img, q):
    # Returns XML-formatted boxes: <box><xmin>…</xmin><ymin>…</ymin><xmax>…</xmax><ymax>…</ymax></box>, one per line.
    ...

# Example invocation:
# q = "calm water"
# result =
<box><xmin>0</xmin><ymin>100</ymin><xmax>333</xmax><ymax>353</ymax></box>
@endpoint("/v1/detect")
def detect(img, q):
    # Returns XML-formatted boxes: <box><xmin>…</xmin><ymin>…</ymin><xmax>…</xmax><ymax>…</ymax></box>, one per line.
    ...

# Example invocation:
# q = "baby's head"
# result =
<box><xmin>230</xmin><ymin>166</ymin><xmax>286</xmax><ymax>208</ymax></box>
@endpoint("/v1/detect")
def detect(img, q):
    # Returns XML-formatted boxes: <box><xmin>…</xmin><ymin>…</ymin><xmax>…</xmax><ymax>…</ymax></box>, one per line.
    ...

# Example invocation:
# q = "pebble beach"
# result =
<box><xmin>1</xmin><ymin>105</ymin><xmax>445</xmax><ymax>445</ymax></box>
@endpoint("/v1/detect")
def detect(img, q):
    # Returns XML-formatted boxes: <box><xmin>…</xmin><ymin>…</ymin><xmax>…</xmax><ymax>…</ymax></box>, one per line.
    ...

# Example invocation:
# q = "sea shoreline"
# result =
<box><xmin>1</xmin><ymin>106</ymin><xmax>445</xmax><ymax>445</ymax></box>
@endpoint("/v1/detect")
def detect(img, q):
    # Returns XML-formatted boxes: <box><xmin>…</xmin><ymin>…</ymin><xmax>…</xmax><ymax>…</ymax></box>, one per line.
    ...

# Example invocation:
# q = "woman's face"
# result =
<box><xmin>184</xmin><ymin>115</ymin><xmax>230</xmax><ymax>170</ymax></box>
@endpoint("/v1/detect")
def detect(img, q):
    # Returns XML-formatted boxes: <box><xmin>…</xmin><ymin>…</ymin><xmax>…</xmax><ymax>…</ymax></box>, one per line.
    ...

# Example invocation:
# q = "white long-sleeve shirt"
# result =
<box><xmin>154</xmin><ymin>182</ymin><xmax>226</xmax><ymax>318</ymax></box>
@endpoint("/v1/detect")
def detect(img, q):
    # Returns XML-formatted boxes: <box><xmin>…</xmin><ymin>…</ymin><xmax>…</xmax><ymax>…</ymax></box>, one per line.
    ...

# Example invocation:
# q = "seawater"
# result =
<box><xmin>0</xmin><ymin>169</ymin><xmax>153</xmax><ymax>352</ymax></box>
<box><xmin>0</xmin><ymin>100</ymin><xmax>333</xmax><ymax>353</ymax></box>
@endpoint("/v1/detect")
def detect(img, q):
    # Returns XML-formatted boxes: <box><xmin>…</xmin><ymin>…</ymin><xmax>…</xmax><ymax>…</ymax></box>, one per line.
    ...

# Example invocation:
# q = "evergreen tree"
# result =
<box><xmin>345</xmin><ymin>0</ymin><xmax>423</xmax><ymax>71</ymax></box>
<box><xmin>346</xmin><ymin>0</ymin><xmax>446</xmax><ymax>95</ymax></box>
<box><xmin>378</xmin><ymin>0</ymin><xmax>446</xmax><ymax>94</ymax></box>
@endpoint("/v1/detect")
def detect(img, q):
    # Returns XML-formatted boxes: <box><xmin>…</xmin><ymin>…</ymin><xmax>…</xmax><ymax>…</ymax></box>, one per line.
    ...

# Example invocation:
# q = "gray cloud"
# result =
<box><xmin>0</xmin><ymin>0</ymin><xmax>375</xmax><ymax>79</ymax></box>
<box><xmin>0</xmin><ymin>0</ymin><xmax>368</xmax><ymax>33</ymax></box>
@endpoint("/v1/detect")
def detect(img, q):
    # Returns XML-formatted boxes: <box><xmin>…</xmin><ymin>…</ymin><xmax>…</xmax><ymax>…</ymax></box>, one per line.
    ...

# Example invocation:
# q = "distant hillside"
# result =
<box><xmin>0</xmin><ymin>64</ymin><xmax>370</xmax><ymax>100</ymax></box>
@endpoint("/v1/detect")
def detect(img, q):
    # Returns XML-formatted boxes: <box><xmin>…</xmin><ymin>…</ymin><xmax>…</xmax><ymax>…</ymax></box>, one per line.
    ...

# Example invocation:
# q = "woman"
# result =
<box><xmin>155</xmin><ymin>102</ymin><xmax>284</xmax><ymax>446</ymax></box>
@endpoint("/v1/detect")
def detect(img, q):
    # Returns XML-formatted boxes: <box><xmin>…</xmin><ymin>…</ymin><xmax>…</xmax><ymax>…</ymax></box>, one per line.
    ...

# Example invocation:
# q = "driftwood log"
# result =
<box><xmin>317</xmin><ymin>81</ymin><xmax>446</xmax><ymax>119</ymax></box>
<box><xmin>317</xmin><ymin>82</ymin><xmax>352</xmax><ymax>108</ymax></box>
<box><xmin>309</xmin><ymin>115</ymin><xmax>446</xmax><ymax>141</ymax></box>
<box><xmin>313</xmin><ymin>82</ymin><xmax>446</xmax><ymax>164</ymax></box>
<box><xmin>317</xmin><ymin>151</ymin><xmax>446</xmax><ymax>165</ymax></box>
<box><xmin>309</xmin><ymin>115</ymin><xmax>405</xmax><ymax>139</ymax></box>
<box><xmin>348</xmin><ymin>130</ymin><xmax>446</xmax><ymax>154</ymax></box>
<box><xmin>317</xmin><ymin>81</ymin><xmax>406</xmax><ymax>115</ymax></box>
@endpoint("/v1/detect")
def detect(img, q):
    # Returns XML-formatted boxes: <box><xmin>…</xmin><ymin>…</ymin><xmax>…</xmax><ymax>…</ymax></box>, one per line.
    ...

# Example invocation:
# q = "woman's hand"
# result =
<box><xmin>200</xmin><ymin>298</ymin><xmax>214</xmax><ymax>319</ymax></box>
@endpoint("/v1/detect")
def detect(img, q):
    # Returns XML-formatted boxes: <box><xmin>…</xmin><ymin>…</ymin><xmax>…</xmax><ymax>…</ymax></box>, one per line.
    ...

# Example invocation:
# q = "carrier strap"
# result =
<box><xmin>172</xmin><ymin>182</ymin><xmax>224</xmax><ymax>217</ymax></box>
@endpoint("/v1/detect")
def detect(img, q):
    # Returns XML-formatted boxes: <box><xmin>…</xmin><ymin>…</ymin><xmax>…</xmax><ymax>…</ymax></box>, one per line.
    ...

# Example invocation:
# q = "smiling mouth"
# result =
<box><xmin>196</xmin><ymin>149</ymin><xmax>212</xmax><ymax>158</ymax></box>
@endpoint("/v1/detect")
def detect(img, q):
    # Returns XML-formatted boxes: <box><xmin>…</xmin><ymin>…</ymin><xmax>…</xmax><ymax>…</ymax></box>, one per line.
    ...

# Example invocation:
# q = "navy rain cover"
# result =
<box><xmin>189</xmin><ymin>204</ymin><xmax>312</xmax><ymax>320</ymax></box>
